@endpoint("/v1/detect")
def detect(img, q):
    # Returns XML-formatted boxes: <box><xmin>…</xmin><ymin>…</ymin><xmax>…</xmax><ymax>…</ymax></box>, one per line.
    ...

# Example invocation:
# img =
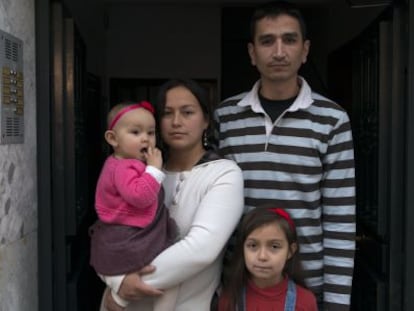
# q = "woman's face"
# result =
<box><xmin>160</xmin><ymin>86</ymin><xmax>208</xmax><ymax>152</ymax></box>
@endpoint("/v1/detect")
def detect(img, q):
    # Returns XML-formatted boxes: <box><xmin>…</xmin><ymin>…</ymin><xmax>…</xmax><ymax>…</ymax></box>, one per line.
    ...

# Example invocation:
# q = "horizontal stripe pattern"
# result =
<box><xmin>215</xmin><ymin>81</ymin><xmax>355</xmax><ymax>311</ymax></box>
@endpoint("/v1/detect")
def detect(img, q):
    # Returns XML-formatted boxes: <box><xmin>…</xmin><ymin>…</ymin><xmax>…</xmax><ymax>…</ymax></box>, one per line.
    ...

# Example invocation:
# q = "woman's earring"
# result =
<box><xmin>203</xmin><ymin>130</ymin><xmax>208</xmax><ymax>148</ymax></box>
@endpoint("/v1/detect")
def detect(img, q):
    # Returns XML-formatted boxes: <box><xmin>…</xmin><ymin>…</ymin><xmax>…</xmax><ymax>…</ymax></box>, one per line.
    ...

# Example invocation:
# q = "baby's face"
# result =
<box><xmin>112</xmin><ymin>108</ymin><xmax>156</xmax><ymax>161</ymax></box>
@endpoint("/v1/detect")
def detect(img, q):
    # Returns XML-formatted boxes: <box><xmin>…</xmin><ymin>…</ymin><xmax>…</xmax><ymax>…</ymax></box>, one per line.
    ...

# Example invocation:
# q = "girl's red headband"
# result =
<box><xmin>108</xmin><ymin>101</ymin><xmax>154</xmax><ymax>130</ymax></box>
<box><xmin>268</xmin><ymin>208</ymin><xmax>295</xmax><ymax>231</ymax></box>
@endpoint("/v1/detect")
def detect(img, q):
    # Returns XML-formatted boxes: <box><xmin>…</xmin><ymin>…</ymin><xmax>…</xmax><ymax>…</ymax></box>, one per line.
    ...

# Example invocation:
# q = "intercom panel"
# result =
<box><xmin>0</xmin><ymin>30</ymin><xmax>24</xmax><ymax>144</ymax></box>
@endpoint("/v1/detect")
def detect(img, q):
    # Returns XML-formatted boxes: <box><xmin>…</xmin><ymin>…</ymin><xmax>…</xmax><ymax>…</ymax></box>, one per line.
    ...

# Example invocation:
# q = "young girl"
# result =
<box><xmin>89</xmin><ymin>100</ymin><xmax>177</xmax><ymax>309</ymax></box>
<box><xmin>218</xmin><ymin>207</ymin><xmax>317</xmax><ymax>311</ymax></box>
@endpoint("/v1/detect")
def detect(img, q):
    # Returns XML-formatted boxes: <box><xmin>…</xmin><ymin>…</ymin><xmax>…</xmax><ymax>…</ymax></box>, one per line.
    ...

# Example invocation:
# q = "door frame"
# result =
<box><xmin>405</xmin><ymin>0</ymin><xmax>414</xmax><ymax>310</ymax></box>
<box><xmin>36</xmin><ymin>0</ymin><xmax>53</xmax><ymax>310</ymax></box>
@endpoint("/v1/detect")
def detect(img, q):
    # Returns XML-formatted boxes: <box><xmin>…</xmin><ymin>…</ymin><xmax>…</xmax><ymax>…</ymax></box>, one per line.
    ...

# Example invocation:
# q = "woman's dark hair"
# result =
<box><xmin>155</xmin><ymin>78</ymin><xmax>214</xmax><ymax>152</ymax></box>
<box><xmin>250</xmin><ymin>1</ymin><xmax>308</xmax><ymax>42</ymax></box>
<box><xmin>221</xmin><ymin>206</ymin><xmax>306</xmax><ymax>311</ymax></box>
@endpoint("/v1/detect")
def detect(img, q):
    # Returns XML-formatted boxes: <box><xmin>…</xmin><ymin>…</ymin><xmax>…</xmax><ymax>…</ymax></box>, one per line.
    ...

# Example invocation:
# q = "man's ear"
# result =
<box><xmin>248</xmin><ymin>42</ymin><xmax>256</xmax><ymax>66</ymax></box>
<box><xmin>302</xmin><ymin>39</ymin><xmax>311</xmax><ymax>64</ymax></box>
<box><xmin>104</xmin><ymin>130</ymin><xmax>118</xmax><ymax>148</ymax></box>
<box><xmin>288</xmin><ymin>242</ymin><xmax>298</xmax><ymax>260</ymax></box>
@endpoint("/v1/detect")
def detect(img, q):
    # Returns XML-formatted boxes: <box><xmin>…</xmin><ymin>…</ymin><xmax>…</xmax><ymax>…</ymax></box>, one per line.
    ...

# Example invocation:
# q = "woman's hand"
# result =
<box><xmin>118</xmin><ymin>265</ymin><xmax>163</xmax><ymax>301</ymax></box>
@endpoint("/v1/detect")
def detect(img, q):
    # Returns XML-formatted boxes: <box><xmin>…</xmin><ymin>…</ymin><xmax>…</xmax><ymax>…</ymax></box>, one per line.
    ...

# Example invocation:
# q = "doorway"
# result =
<box><xmin>37</xmin><ymin>1</ymin><xmax>411</xmax><ymax>310</ymax></box>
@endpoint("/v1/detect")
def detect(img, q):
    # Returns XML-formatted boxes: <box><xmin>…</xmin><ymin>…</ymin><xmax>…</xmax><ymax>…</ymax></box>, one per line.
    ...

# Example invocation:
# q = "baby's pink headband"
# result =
<box><xmin>108</xmin><ymin>101</ymin><xmax>154</xmax><ymax>130</ymax></box>
<box><xmin>268</xmin><ymin>208</ymin><xmax>295</xmax><ymax>231</ymax></box>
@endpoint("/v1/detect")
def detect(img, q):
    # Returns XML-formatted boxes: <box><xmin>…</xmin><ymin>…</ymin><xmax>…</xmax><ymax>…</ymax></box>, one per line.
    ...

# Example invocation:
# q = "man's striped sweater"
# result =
<box><xmin>214</xmin><ymin>78</ymin><xmax>356</xmax><ymax>311</ymax></box>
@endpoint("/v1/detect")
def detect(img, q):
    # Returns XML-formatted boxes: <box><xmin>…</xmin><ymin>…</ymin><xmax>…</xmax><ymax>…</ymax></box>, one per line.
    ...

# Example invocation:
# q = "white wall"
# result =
<box><xmin>0</xmin><ymin>0</ymin><xmax>38</xmax><ymax>310</ymax></box>
<box><xmin>105</xmin><ymin>4</ymin><xmax>221</xmax><ymax>80</ymax></box>
<box><xmin>103</xmin><ymin>2</ymin><xmax>384</xmax><ymax>98</ymax></box>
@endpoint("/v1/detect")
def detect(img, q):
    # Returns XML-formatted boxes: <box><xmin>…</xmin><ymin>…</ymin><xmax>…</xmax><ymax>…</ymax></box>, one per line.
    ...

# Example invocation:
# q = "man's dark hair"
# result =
<box><xmin>250</xmin><ymin>1</ymin><xmax>308</xmax><ymax>42</ymax></box>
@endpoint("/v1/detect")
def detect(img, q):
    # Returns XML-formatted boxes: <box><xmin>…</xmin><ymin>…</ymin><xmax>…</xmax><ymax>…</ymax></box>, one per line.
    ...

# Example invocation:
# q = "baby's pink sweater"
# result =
<box><xmin>95</xmin><ymin>156</ymin><xmax>161</xmax><ymax>227</ymax></box>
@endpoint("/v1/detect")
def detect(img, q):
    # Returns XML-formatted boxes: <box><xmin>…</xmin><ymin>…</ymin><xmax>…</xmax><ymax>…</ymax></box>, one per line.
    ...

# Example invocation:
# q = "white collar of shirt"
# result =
<box><xmin>236</xmin><ymin>76</ymin><xmax>314</xmax><ymax>137</ymax></box>
<box><xmin>237</xmin><ymin>76</ymin><xmax>314</xmax><ymax>112</ymax></box>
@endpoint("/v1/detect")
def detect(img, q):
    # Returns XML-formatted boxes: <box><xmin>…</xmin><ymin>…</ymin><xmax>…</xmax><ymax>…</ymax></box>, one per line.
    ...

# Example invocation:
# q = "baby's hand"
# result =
<box><xmin>145</xmin><ymin>147</ymin><xmax>163</xmax><ymax>170</ymax></box>
<box><xmin>104</xmin><ymin>288</ymin><xmax>126</xmax><ymax>311</ymax></box>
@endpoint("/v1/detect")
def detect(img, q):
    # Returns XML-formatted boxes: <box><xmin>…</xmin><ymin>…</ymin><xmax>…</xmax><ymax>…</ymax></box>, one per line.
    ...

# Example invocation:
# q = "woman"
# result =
<box><xmin>100</xmin><ymin>79</ymin><xmax>245</xmax><ymax>311</ymax></box>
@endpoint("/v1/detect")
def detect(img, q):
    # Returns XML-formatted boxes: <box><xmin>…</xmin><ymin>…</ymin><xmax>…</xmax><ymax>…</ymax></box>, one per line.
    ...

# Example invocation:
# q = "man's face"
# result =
<box><xmin>248</xmin><ymin>14</ymin><xmax>310</xmax><ymax>86</ymax></box>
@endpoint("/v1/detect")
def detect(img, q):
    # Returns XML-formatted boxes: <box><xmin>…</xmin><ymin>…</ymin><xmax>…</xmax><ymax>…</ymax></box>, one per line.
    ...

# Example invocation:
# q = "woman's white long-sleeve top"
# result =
<box><xmin>103</xmin><ymin>156</ymin><xmax>244</xmax><ymax>311</ymax></box>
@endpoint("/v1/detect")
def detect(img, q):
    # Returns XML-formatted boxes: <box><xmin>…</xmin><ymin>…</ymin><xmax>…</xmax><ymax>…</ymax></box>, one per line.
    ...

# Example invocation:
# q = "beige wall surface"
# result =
<box><xmin>0</xmin><ymin>0</ymin><xmax>38</xmax><ymax>310</ymax></box>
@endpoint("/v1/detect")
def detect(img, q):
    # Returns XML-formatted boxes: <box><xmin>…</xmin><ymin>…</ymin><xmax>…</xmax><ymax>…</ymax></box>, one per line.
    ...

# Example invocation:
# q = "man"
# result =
<box><xmin>215</xmin><ymin>2</ymin><xmax>355</xmax><ymax>311</ymax></box>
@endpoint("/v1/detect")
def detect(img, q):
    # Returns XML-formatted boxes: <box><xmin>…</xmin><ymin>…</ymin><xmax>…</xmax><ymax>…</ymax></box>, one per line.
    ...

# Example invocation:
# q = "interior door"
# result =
<box><xmin>50</xmin><ymin>3</ymin><xmax>103</xmax><ymax>310</ymax></box>
<box><xmin>328</xmin><ymin>5</ymin><xmax>406</xmax><ymax>310</ymax></box>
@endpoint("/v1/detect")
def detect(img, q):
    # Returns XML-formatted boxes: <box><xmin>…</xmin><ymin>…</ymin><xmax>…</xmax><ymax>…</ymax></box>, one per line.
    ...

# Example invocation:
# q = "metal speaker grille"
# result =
<box><xmin>4</xmin><ymin>38</ymin><xmax>19</xmax><ymax>62</ymax></box>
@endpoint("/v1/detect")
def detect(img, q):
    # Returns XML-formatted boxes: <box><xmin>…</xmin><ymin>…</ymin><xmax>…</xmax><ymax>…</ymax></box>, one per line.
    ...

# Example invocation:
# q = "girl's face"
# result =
<box><xmin>160</xmin><ymin>86</ymin><xmax>208</xmax><ymax>153</ymax></box>
<box><xmin>244</xmin><ymin>222</ymin><xmax>296</xmax><ymax>288</ymax></box>
<box><xmin>109</xmin><ymin>108</ymin><xmax>156</xmax><ymax>160</ymax></box>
